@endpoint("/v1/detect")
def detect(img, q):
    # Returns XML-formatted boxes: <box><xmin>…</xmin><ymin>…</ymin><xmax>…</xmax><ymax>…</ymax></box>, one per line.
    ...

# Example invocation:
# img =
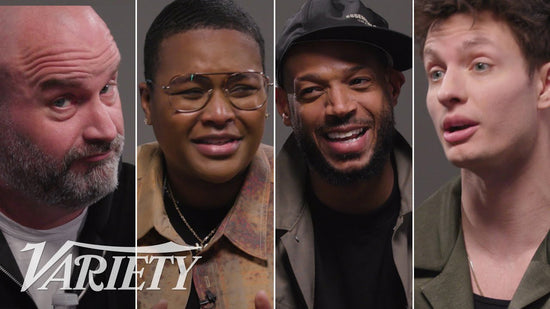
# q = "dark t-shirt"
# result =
<box><xmin>310</xmin><ymin>167</ymin><xmax>407</xmax><ymax>309</ymax></box>
<box><xmin>163</xmin><ymin>184</ymin><xmax>230</xmax><ymax>309</ymax></box>
<box><xmin>474</xmin><ymin>294</ymin><xmax>511</xmax><ymax>309</ymax></box>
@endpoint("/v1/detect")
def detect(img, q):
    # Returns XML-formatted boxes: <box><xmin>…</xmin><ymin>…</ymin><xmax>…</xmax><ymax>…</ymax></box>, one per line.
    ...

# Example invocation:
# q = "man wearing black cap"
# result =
<box><xmin>275</xmin><ymin>0</ymin><xmax>412</xmax><ymax>308</ymax></box>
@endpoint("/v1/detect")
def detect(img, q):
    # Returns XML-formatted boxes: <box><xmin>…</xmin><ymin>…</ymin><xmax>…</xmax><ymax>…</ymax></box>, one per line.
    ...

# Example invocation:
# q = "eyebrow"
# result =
<box><xmin>39</xmin><ymin>78</ymin><xmax>83</xmax><ymax>91</ymax></box>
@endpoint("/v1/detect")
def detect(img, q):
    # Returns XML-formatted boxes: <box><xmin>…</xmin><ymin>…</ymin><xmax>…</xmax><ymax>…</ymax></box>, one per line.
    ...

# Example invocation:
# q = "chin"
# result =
<box><xmin>196</xmin><ymin>164</ymin><xmax>247</xmax><ymax>184</ymax></box>
<box><xmin>201</xmin><ymin>172</ymin><xmax>240</xmax><ymax>184</ymax></box>
<box><xmin>329</xmin><ymin>160</ymin><xmax>370</xmax><ymax>174</ymax></box>
<box><xmin>446</xmin><ymin>150</ymin><xmax>488</xmax><ymax>171</ymax></box>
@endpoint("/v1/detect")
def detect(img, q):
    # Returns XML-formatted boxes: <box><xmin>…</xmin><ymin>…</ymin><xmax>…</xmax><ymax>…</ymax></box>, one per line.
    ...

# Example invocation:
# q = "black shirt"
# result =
<box><xmin>310</xmin><ymin>164</ymin><xmax>407</xmax><ymax>309</ymax></box>
<box><xmin>163</xmin><ymin>184</ymin><xmax>230</xmax><ymax>309</ymax></box>
<box><xmin>474</xmin><ymin>294</ymin><xmax>511</xmax><ymax>309</ymax></box>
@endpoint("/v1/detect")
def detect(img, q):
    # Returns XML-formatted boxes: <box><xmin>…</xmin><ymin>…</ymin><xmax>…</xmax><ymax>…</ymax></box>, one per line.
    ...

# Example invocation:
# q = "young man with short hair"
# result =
<box><xmin>415</xmin><ymin>0</ymin><xmax>550</xmax><ymax>307</ymax></box>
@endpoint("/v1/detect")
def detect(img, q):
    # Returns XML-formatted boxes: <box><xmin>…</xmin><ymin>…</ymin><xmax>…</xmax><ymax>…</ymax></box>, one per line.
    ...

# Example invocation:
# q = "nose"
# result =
<box><xmin>199</xmin><ymin>89</ymin><xmax>236</xmax><ymax>128</ymax></box>
<box><xmin>436</xmin><ymin>68</ymin><xmax>467</xmax><ymax>107</ymax></box>
<box><xmin>82</xmin><ymin>96</ymin><xmax>120</xmax><ymax>143</ymax></box>
<box><xmin>325</xmin><ymin>84</ymin><xmax>356</xmax><ymax>118</ymax></box>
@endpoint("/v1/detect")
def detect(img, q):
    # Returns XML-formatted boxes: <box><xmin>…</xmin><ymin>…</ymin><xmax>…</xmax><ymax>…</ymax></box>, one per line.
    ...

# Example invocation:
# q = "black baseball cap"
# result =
<box><xmin>276</xmin><ymin>0</ymin><xmax>412</xmax><ymax>86</ymax></box>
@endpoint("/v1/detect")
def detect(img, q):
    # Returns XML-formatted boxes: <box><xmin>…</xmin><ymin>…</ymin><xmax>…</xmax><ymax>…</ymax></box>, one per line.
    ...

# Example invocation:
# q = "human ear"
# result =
<box><xmin>139</xmin><ymin>82</ymin><xmax>153</xmax><ymax>124</ymax></box>
<box><xmin>386</xmin><ymin>69</ymin><xmax>405</xmax><ymax>107</ymax></box>
<box><xmin>537</xmin><ymin>62</ymin><xmax>550</xmax><ymax>109</ymax></box>
<box><xmin>276</xmin><ymin>87</ymin><xmax>292</xmax><ymax>127</ymax></box>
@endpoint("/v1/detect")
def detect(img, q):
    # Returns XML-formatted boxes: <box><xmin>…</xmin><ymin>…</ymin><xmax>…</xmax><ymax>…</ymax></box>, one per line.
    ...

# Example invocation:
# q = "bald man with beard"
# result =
<box><xmin>0</xmin><ymin>6</ymin><xmax>134</xmax><ymax>309</ymax></box>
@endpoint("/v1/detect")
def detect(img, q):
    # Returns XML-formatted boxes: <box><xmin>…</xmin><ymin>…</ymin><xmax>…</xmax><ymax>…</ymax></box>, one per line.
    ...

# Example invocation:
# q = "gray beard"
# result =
<box><xmin>294</xmin><ymin>106</ymin><xmax>395</xmax><ymax>186</ymax></box>
<box><xmin>0</xmin><ymin>122</ymin><xmax>123</xmax><ymax>210</ymax></box>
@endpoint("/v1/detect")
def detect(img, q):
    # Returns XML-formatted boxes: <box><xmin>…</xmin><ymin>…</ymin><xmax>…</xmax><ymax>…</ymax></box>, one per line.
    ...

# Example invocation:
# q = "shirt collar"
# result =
<box><xmin>204</xmin><ymin>146</ymin><xmax>272</xmax><ymax>261</ymax></box>
<box><xmin>138</xmin><ymin>143</ymin><xmax>272</xmax><ymax>262</ymax></box>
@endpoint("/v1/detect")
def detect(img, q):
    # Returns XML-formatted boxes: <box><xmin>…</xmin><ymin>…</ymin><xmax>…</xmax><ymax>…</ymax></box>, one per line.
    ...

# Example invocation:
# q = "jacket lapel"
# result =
<box><xmin>421</xmin><ymin>232</ymin><xmax>474</xmax><ymax>309</ymax></box>
<box><xmin>509</xmin><ymin>234</ymin><xmax>550</xmax><ymax>308</ymax></box>
<box><xmin>280</xmin><ymin>205</ymin><xmax>316</xmax><ymax>309</ymax></box>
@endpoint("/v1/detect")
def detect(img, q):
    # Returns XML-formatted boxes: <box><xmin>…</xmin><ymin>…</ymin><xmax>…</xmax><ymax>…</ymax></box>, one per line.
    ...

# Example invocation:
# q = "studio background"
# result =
<box><xmin>137</xmin><ymin>0</ymin><xmax>274</xmax><ymax>146</ymax></box>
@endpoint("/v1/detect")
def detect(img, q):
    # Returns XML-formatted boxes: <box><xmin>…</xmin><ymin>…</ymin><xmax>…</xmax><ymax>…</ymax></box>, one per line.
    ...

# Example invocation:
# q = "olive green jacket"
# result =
<box><xmin>415</xmin><ymin>177</ymin><xmax>550</xmax><ymax>309</ymax></box>
<box><xmin>275</xmin><ymin>132</ymin><xmax>412</xmax><ymax>309</ymax></box>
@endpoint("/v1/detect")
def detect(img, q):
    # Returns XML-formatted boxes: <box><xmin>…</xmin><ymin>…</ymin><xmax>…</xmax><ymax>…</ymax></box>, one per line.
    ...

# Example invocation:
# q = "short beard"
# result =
<box><xmin>293</xmin><ymin>104</ymin><xmax>395</xmax><ymax>186</ymax></box>
<box><xmin>0</xmin><ymin>122</ymin><xmax>124</xmax><ymax>210</ymax></box>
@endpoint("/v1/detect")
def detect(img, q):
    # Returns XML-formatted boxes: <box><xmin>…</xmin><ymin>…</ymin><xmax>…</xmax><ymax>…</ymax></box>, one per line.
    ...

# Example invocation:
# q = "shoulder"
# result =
<box><xmin>137</xmin><ymin>142</ymin><xmax>165</xmax><ymax>185</ymax></box>
<box><xmin>416</xmin><ymin>176</ymin><xmax>461</xmax><ymax>226</ymax></box>
<box><xmin>257</xmin><ymin>143</ymin><xmax>274</xmax><ymax>173</ymax></box>
<box><xmin>415</xmin><ymin>176</ymin><xmax>462</xmax><ymax>270</ymax></box>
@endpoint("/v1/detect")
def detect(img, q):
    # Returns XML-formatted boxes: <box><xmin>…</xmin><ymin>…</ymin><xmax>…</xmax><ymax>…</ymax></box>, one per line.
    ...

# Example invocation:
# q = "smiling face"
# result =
<box><xmin>279</xmin><ymin>41</ymin><xmax>403</xmax><ymax>185</ymax></box>
<box><xmin>0</xmin><ymin>7</ymin><xmax>124</xmax><ymax>209</ymax></box>
<box><xmin>141</xmin><ymin>29</ymin><xmax>266</xmax><ymax>184</ymax></box>
<box><xmin>423</xmin><ymin>12</ymin><xmax>542</xmax><ymax>171</ymax></box>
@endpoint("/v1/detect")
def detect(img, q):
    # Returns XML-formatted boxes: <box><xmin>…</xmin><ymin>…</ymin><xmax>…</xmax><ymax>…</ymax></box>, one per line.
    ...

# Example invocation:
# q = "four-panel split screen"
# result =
<box><xmin>0</xmin><ymin>0</ymin><xmax>548</xmax><ymax>308</ymax></box>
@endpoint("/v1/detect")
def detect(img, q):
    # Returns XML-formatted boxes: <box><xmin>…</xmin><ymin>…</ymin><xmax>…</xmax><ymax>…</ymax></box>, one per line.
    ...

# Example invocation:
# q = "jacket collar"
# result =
<box><xmin>415</xmin><ymin>178</ymin><xmax>473</xmax><ymax>307</ymax></box>
<box><xmin>420</xmin><ymin>231</ymin><xmax>474</xmax><ymax>308</ymax></box>
<box><xmin>208</xmin><ymin>144</ymin><xmax>272</xmax><ymax>260</ymax></box>
<box><xmin>416</xmin><ymin>177</ymin><xmax>550</xmax><ymax>308</ymax></box>
<box><xmin>509</xmin><ymin>234</ymin><xmax>550</xmax><ymax>308</ymax></box>
<box><xmin>414</xmin><ymin>177</ymin><xmax>462</xmax><ymax>272</ymax></box>
<box><xmin>137</xmin><ymin>142</ymin><xmax>272</xmax><ymax>261</ymax></box>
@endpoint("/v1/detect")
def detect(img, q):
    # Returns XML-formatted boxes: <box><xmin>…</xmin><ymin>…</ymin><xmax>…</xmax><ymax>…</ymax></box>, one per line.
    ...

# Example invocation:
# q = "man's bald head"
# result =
<box><xmin>0</xmin><ymin>6</ymin><xmax>113</xmax><ymax>60</ymax></box>
<box><xmin>0</xmin><ymin>6</ymin><xmax>120</xmax><ymax>104</ymax></box>
<box><xmin>0</xmin><ymin>6</ymin><xmax>124</xmax><ymax>212</ymax></box>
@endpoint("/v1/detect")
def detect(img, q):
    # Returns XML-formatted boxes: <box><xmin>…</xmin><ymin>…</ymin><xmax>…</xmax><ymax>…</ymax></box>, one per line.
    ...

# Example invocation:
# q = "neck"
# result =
<box><xmin>461</xmin><ymin>141</ymin><xmax>550</xmax><ymax>255</ymax></box>
<box><xmin>0</xmin><ymin>185</ymin><xmax>85</xmax><ymax>230</ymax></box>
<box><xmin>309</xmin><ymin>157</ymin><xmax>394</xmax><ymax>214</ymax></box>
<box><xmin>166</xmin><ymin>167</ymin><xmax>247</xmax><ymax>211</ymax></box>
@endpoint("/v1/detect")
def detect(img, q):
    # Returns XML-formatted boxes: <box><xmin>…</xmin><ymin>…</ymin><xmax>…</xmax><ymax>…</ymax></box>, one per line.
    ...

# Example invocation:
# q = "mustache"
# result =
<box><xmin>64</xmin><ymin>134</ymin><xmax>125</xmax><ymax>164</ymax></box>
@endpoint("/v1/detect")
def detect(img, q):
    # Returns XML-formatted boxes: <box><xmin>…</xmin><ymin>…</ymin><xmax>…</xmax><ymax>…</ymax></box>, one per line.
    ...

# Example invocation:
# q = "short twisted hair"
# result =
<box><xmin>415</xmin><ymin>0</ymin><xmax>550</xmax><ymax>75</ymax></box>
<box><xmin>143</xmin><ymin>0</ymin><xmax>265</xmax><ymax>81</ymax></box>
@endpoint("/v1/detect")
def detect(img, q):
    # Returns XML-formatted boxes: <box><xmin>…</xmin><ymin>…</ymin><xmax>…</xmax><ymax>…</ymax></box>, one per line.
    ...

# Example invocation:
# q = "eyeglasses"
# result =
<box><xmin>146</xmin><ymin>71</ymin><xmax>272</xmax><ymax>113</ymax></box>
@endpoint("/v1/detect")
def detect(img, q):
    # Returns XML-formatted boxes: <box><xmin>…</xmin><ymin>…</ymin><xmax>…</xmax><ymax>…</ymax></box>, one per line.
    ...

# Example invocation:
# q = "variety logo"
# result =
<box><xmin>21</xmin><ymin>241</ymin><xmax>201</xmax><ymax>292</ymax></box>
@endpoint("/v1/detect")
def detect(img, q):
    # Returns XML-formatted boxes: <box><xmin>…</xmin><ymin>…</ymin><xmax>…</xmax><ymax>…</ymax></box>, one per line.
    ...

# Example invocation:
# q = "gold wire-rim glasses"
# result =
<box><xmin>146</xmin><ymin>71</ymin><xmax>273</xmax><ymax>113</ymax></box>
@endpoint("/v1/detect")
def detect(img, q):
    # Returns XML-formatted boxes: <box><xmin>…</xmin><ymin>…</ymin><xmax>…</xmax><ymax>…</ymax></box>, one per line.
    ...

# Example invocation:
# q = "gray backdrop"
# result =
<box><xmin>137</xmin><ymin>0</ymin><xmax>274</xmax><ymax>146</ymax></box>
<box><xmin>414</xmin><ymin>36</ymin><xmax>459</xmax><ymax>202</ymax></box>
<box><xmin>0</xmin><ymin>1</ymin><xmax>136</xmax><ymax>164</ymax></box>
<box><xmin>275</xmin><ymin>0</ymin><xmax>412</xmax><ymax>152</ymax></box>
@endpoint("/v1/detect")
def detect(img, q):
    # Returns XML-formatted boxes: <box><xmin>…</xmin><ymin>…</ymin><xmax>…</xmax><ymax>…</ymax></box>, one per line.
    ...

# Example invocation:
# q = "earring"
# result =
<box><xmin>265</xmin><ymin>113</ymin><xmax>270</xmax><ymax>119</ymax></box>
<box><xmin>282</xmin><ymin>113</ymin><xmax>288</xmax><ymax>119</ymax></box>
<box><xmin>144</xmin><ymin>118</ymin><xmax>151</xmax><ymax>125</ymax></box>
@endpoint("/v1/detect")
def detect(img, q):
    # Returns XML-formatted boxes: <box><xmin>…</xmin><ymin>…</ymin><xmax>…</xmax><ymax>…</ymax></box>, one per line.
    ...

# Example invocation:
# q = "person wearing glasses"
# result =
<box><xmin>275</xmin><ymin>0</ymin><xmax>412</xmax><ymax>308</ymax></box>
<box><xmin>137</xmin><ymin>0</ymin><xmax>273</xmax><ymax>308</ymax></box>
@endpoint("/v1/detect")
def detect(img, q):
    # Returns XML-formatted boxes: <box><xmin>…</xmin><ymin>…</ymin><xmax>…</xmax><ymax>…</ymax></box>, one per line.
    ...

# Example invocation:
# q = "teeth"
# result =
<box><xmin>327</xmin><ymin>128</ymin><xmax>364</xmax><ymax>140</ymax></box>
